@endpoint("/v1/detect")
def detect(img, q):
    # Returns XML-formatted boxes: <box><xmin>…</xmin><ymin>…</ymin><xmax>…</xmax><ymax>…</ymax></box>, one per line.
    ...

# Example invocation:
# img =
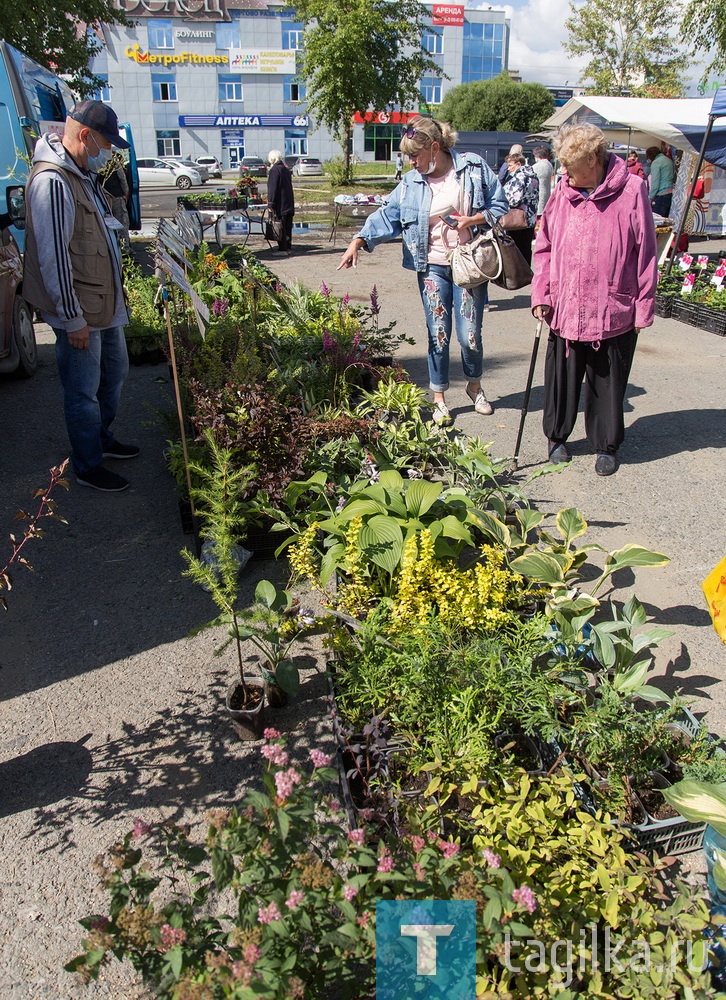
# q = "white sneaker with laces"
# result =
<box><xmin>431</xmin><ymin>401</ymin><xmax>452</xmax><ymax>426</ymax></box>
<box><xmin>466</xmin><ymin>385</ymin><xmax>494</xmax><ymax>415</ymax></box>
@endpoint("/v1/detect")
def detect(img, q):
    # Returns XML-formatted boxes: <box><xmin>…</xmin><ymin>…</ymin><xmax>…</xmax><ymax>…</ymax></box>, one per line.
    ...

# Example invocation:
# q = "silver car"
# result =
<box><xmin>195</xmin><ymin>155</ymin><xmax>223</xmax><ymax>178</ymax></box>
<box><xmin>292</xmin><ymin>156</ymin><xmax>324</xmax><ymax>177</ymax></box>
<box><xmin>161</xmin><ymin>157</ymin><xmax>209</xmax><ymax>183</ymax></box>
<box><xmin>136</xmin><ymin>158</ymin><xmax>203</xmax><ymax>189</ymax></box>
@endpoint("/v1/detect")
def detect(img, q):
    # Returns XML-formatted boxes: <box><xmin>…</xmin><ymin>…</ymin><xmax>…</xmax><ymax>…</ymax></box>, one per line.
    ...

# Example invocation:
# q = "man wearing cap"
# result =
<box><xmin>23</xmin><ymin>100</ymin><xmax>139</xmax><ymax>492</ymax></box>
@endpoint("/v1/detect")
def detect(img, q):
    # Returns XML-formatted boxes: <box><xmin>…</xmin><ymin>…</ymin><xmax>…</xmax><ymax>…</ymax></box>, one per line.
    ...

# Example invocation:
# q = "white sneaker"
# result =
<box><xmin>466</xmin><ymin>386</ymin><xmax>494</xmax><ymax>415</ymax></box>
<box><xmin>431</xmin><ymin>401</ymin><xmax>452</xmax><ymax>426</ymax></box>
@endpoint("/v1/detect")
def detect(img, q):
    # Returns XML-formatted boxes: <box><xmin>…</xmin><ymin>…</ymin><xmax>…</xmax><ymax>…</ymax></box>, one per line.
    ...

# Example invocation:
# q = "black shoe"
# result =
<box><xmin>548</xmin><ymin>441</ymin><xmax>571</xmax><ymax>464</ymax></box>
<box><xmin>102</xmin><ymin>441</ymin><xmax>140</xmax><ymax>460</ymax></box>
<box><xmin>76</xmin><ymin>467</ymin><xmax>130</xmax><ymax>492</ymax></box>
<box><xmin>595</xmin><ymin>453</ymin><xmax>618</xmax><ymax>476</ymax></box>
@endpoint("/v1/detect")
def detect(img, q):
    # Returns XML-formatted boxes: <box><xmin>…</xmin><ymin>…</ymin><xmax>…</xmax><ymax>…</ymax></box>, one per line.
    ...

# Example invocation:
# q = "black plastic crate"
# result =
<box><xmin>671</xmin><ymin>298</ymin><xmax>703</xmax><ymax>327</ymax></box>
<box><xmin>654</xmin><ymin>293</ymin><xmax>674</xmax><ymax>318</ymax></box>
<box><xmin>699</xmin><ymin>307</ymin><xmax>726</xmax><ymax>337</ymax></box>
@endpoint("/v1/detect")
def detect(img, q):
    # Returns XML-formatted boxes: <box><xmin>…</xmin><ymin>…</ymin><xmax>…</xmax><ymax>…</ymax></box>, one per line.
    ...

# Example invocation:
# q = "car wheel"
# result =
<box><xmin>176</xmin><ymin>175</ymin><xmax>192</xmax><ymax>190</ymax></box>
<box><xmin>12</xmin><ymin>296</ymin><xmax>37</xmax><ymax>378</ymax></box>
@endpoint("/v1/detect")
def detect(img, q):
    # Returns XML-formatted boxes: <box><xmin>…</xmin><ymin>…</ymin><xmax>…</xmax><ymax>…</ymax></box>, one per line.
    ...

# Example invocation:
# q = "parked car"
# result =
<box><xmin>0</xmin><ymin>187</ymin><xmax>37</xmax><ymax>377</ymax></box>
<box><xmin>238</xmin><ymin>156</ymin><xmax>268</xmax><ymax>178</ymax></box>
<box><xmin>284</xmin><ymin>155</ymin><xmax>300</xmax><ymax>171</ymax></box>
<box><xmin>292</xmin><ymin>156</ymin><xmax>324</xmax><ymax>177</ymax></box>
<box><xmin>136</xmin><ymin>158</ymin><xmax>203</xmax><ymax>189</ymax></box>
<box><xmin>161</xmin><ymin>157</ymin><xmax>209</xmax><ymax>183</ymax></box>
<box><xmin>195</xmin><ymin>155</ymin><xmax>223</xmax><ymax>178</ymax></box>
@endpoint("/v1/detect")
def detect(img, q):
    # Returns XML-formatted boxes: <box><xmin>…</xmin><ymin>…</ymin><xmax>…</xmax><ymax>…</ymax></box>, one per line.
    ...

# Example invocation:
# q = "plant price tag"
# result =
<box><xmin>681</xmin><ymin>272</ymin><xmax>695</xmax><ymax>295</ymax></box>
<box><xmin>678</xmin><ymin>252</ymin><xmax>694</xmax><ymax>270</ymax></box>
<box><xmin>712</xmin><ymin>263</ymin><xmax>726</xmax><ymax>287</ymax></box>
<box><xmin>697</xmin><ymin>255</ymin><xmax>710</xmax><ymax>269</ymax></box>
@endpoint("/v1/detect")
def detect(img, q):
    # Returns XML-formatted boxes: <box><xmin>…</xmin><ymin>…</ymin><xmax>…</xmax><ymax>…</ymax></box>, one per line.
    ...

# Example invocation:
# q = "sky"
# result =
<box><xmin>469</xmin><ymin>0</ymin><xmax>710</xmax><ymax>97</ymax></box>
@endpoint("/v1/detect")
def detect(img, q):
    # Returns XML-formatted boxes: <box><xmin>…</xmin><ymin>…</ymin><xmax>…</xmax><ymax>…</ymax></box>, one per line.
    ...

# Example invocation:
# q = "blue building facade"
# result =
<box><xmin>94</xmin><ymin>0</ymin><xmax>510</xmax><ymax>167</ymax></box>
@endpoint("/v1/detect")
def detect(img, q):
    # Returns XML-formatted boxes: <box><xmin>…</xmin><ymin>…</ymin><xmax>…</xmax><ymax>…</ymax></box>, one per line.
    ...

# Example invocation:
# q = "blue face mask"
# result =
<box><xmin>85</xmin><ymin>134</ymin><xmax>113</xmax><ymax>173</ymax></box>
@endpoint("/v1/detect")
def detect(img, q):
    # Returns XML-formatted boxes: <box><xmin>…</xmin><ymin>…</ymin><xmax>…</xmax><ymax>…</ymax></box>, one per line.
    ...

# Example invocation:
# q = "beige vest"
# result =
<box><xmin>23</xmin><ymin>162</ymin><xmax>116</xmax><ymax>329</ymax></box>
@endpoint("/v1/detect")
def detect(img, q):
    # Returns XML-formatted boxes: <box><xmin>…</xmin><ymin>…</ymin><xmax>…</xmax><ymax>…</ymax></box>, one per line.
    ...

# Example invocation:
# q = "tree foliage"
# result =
<box><xmin>437</xmin><ymin>75</ymin><xmax>555</xmax><ymax>133</ymax></box>
<box><xmin>0</xmin><ymin>0</ymin><xmax>131</xmax><ymax>96</ymax></box>
<box><xmin>293</xmin><ymin>0</ymin><xmax>440</xmax><ymax>183</ymax></box>
<box><xmin>681</xmin><ymin>0</ymin><xmax>726</xmax><ymax>83</ymax></box>
<box><xmin>563</xmin><ymin>0</ymin><xmax>689</xmax><ymax>97</ymax></box>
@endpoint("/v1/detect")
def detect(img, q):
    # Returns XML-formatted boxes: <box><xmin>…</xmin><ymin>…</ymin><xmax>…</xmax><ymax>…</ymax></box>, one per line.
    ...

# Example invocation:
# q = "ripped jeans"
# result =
<box><xmin>417</xmin><ymin>264</ymin><xmax>487</xmax><ymax>392</ymax></box>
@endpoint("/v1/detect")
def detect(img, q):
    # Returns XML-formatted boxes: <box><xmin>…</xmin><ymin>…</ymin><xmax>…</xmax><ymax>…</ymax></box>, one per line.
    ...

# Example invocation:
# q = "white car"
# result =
<box><xmin>195</xmin><ymin>155</ymin><xmax>223</xmax><ymax>178</ymax></box>
<box><xmin>293</xmin><ymin>156</ymin><xmax>324</xmax><ymax>177</ymax></box>
<box><xmin>136</xmin><ymin>157</ymin><xmax>203</xmax><ymax>189</ymax></box>
<box><xmin>161</xmin><ymin>157</ymin><xmax>210</xmax><ymax>183</ymax></box>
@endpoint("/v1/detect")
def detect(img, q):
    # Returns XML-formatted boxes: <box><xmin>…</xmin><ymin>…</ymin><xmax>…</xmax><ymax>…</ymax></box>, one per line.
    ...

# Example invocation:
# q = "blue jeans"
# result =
<box><xmin>652</xmin><ymin>193</ymin><xmax>672</xmax><ymax>217</ymax></box>
<box><xmin>53</xmin><ymin>326</ymin><xmax>129</xmax><ymax>474</ymax></box>
<box><xmin>417</xmin><ymin>264</ymin><xmax>487</xmax><ymax>392</ymax></box>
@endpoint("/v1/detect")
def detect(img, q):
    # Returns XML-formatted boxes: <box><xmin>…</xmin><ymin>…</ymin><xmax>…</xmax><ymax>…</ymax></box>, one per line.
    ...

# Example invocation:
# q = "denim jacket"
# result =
<box><xmin>356</xmin><ymin>150</ymin><xmax>509</xmax><ymax>272</ymax></box>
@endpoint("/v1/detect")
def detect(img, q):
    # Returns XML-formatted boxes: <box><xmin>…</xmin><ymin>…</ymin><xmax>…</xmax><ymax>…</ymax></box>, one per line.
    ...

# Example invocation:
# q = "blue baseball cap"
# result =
<box><xmin>67</xmin><ymin>100</ymin><xmax>130</xmax><ymax>149</ymax></box>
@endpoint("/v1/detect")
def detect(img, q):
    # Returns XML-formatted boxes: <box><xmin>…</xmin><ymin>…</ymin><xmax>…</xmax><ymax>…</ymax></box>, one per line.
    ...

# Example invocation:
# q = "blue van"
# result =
<box><xmin>0</xmin><ymin>40</ymin><xmax>140</xmax><ymax>251</ymax></box>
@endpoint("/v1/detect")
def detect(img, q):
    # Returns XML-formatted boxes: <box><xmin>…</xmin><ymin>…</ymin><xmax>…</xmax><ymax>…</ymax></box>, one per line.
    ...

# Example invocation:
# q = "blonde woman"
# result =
<box><xmin>337</xmin><ymin>116</ymin><xmax>508</xmax><ymax>425</ymax></box>
<box><xmin>532</xmin><ymin>124</ymin><xmax>657</xmax><ymax>476</ymax></box>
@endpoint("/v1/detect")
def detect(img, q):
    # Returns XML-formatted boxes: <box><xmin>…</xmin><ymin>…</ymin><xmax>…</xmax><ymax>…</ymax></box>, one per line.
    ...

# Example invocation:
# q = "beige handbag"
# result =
<box><xmin>442</xmin><ymin>226</ymin><xmax>502</xmax><ymax>288</ymax></box>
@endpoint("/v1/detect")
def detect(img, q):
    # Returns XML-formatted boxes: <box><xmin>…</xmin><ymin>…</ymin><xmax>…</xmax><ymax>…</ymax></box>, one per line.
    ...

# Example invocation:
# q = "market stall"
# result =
<box><xmin>540</xmin><ymin>94</ymin><xmax>726</xmax><ymax>238</ymax></box>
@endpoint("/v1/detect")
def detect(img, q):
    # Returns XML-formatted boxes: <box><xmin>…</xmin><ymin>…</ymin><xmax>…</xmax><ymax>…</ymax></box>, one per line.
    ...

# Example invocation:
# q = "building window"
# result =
<box><xmin>156</xmin><ymin>129</ymin><xmax>180</xmax><ymax>157</ymax></box>
<box><xmin>152</xmin><ymin>72</ymin><xmax>177</xmax><ymax>102</ymax></box>
<box><xmin>283</xmin><ymin>76</ymin><xmax>306</xmax><ymax>102</ymax></box>
<box><xmin>284</xmin><ymin>129</ymin><xmax>307</xmax><ymax>156</ymax></box>
<box><xmin>218</xmin><ymin>74</ymin><xmax>243</xmax><ymax>102</ymax></box>
<box><xmin>462</xmin><ymin>20</ymin><xmax>505</xmax><ymax>82</ymax></box>
<box><xmin>419</xmin><ymin>77</ymin><xmax>442</xmax><ymax>105</ymax></box>
<box><xmin>422</xmin><ymin>29</ymin><xmax>443</xmax><ymax>54</ymax></box>
<box><xmin>282</xmin><ymin>22</ymin><xmax>304</xmax><ymax>50</ymax></box>
<box><xmin>216</xmin><ymin>11</ymin><xmax>241</xmax><ymax>50</ymax></box>
<box><xmin>91</xmin><ymin>73</ymin><xmax>110</xmax><ymax>102</ymax></box>
<box><xmin>148</xmin><ymin>19</ymin><xmax>173</xmax><ymax>50</ymax></box>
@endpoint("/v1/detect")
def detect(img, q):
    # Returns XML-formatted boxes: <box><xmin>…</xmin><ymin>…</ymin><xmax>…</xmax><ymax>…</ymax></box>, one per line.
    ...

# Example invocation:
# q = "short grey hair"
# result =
<box><xmin>553</xmin><ymin>124</ymin><xmax>609</xmax><ymax>169</ymax></box>
<box><xmin>268</xmin><ymin>149</ymin><xmax>283</xmax><ymax>164</ymax></box>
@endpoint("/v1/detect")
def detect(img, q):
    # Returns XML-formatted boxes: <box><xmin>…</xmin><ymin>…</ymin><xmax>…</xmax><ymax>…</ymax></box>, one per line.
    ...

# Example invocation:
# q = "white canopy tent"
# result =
<box><xmin>540</xmin><ymin>95</ymin><xmax>726</xmax><ymax>168</ymax></box>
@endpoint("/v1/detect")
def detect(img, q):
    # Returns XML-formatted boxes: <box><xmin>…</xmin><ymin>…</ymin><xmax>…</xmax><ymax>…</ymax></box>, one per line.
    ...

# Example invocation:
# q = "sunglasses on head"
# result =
<box><xmin>400</xmin><ymin>122</ymin><xmax>438</xmax><ymax>140</ymax></box>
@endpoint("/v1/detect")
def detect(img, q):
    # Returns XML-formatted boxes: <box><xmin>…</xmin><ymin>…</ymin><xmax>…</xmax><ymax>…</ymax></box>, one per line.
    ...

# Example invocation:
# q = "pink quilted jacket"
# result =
<box><xmin>531</xmin><ymin>154</ymin><xmax>657</xmax><ymax>343</ymax></box>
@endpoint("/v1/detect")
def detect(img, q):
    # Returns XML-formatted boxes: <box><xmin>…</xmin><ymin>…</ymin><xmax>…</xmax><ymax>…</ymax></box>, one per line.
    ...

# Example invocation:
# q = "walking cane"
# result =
<box><xmin>512</xmin><ymin>318</ymin><xmax>544</xmax><ymax>470</ymax></box>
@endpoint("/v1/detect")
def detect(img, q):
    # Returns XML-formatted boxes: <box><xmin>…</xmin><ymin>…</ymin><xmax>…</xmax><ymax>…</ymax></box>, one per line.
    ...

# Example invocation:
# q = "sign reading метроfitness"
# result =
<box><xmin>179</xmin><ymin>114</ymin><xmax>309</xmax><ymax>127</ymax></box>
<box><xmin>125</xmin><ymin>44</ymin><xmax>228</xmax><ymax>64</ymax></box>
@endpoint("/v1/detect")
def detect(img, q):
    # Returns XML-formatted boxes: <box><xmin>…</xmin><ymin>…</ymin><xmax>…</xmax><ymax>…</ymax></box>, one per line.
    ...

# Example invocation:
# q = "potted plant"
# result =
<box><xmin>235</xmin><ymin>579</ymin><xmax>317</xmax><ymax>707</ymax></box>
<box><xmin>180</xmin><ymin>433</ymin><xmax>264</xmax><ymax>739</ymax></box>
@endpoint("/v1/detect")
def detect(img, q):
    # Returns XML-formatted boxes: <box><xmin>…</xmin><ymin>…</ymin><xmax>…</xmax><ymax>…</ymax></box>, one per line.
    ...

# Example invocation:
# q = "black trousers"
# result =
<box><xmin>509</xmin><ymin>227</ymin><xmax>535</xmax><ymax>267</ymax></box>
<box><xmin>542</xmin><ymin>329</ymin><xmax>638</xmax><ymax>455</ymax></box>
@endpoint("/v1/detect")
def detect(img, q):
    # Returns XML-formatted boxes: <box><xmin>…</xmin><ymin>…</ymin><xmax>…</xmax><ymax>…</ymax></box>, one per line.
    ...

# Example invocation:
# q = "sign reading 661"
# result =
<box><xmin>293</xmin><ymin>115</ymin><xmax>310</xmax><ymax>127</ymax></box>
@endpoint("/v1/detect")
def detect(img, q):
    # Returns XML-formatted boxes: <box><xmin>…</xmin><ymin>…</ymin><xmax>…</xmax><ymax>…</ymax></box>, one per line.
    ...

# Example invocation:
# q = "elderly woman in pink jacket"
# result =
<box><xmin>532</xmin><ymin>124</ymin><xmax>657</xmax><ymax>476</ymax></box>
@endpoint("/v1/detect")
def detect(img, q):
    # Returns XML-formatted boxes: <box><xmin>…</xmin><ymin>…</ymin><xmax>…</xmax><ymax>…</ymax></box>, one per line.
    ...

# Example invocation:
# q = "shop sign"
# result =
<box><xmin>125</xmin><ymin>44</ymin><xmax>228</xmax><ymax>64</ymax></box>
<box><xmin>221</xmin><ymin>129</ymin><xmax>245</xmax><ymax>146</ymax></box>
<box><xmin>115</xmin><ymin>0</ymin><xmax>227</xmax><ymax>19</ymax></box>
<box><xmin>431</xmin><ymin>4</ymin><xmax>464</xmax><ymax>26</ymax></box>
<box><xmin>228</xmin><ymin>49</ymin><xmax>296</xmax><ymax>74</ymax></box>
<box><xmin>179</xmin><ymin>114</ymin><xmax>309</xmax><ymax>127</ymax></box>
<box><xmin>176</xmin><ymin>28</ymin><xmax>215</xmax><ymax>40</ymax></box>
<box><xmin>352</xmin><ymin>111</ymin><xmax>415</xmax><ymax>125</ymax></box>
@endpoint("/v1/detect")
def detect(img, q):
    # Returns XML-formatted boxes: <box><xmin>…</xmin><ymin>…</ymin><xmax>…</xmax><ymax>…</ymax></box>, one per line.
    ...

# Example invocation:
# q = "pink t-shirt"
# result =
<box><xmin>426</xmin><ymin>167</ymin><xmax>463</xmax><ymax>265</ymax></box>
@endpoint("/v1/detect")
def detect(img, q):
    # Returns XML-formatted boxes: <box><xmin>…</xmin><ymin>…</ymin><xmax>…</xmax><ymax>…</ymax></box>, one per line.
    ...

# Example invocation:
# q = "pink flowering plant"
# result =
<box><xmin>66</xmin><ymin>733</ymin><xmax>529</xmax><ymax>999</ymax></box>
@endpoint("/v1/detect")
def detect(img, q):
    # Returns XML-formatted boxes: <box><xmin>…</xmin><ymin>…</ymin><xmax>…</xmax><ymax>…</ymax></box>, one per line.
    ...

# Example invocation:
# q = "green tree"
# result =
<box><xmin>0</xmin><ymin>0</ymin><xmax>130</xmax><ymax>96</ymax></box>
<box><xmin>563</xmin><ymin>0</ymin><xmax>689</xmax><ymax>97</ymax></box>
<box><xmin>437</xmin><ymin>74</ymin><xmax>554</xmax><ymax>133</ymax></box>
<box><xmin>681</xmin><ymin>0</ymin><xmax>726</xmax><ymax>83</ymax></box>
<box><xmin>293</xmin><ymin>0</ymin><xmax>440</xmax><ymax>184</ymax></box>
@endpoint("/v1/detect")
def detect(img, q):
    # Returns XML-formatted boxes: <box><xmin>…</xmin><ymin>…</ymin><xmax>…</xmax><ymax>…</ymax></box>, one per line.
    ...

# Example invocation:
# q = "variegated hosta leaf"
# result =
<box><xmin>661</xmin><ymin>780</ymin><xmax>726</xmax><ymax>837</ymax></box>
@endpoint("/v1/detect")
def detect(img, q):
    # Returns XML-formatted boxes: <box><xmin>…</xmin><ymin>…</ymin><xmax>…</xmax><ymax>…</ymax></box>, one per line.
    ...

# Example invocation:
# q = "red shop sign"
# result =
<box><xmin>351</xmin><ymin>111</ymin><xmax>416</xmax><ymax>125</ymax></box>
<box><xmin>432</xmin><ymin>4</ymin><xmax>464</xmax><ymax>26</ymax></box>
